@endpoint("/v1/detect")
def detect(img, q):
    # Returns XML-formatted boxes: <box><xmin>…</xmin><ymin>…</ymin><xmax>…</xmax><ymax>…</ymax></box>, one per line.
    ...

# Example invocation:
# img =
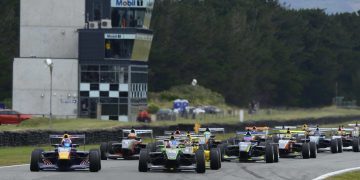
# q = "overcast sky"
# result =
<box><xmin>279</xmin><ymin>0</ymin><xmax>360</xmax><ymax>14</ymax></box>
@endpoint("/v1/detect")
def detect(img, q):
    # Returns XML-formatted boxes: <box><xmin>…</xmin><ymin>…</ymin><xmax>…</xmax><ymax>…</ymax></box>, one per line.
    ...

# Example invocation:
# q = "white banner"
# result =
<box><xmin>111</xmin><ymin>0</ymin><xmax>154</xmax><ymax>8</ymax></box>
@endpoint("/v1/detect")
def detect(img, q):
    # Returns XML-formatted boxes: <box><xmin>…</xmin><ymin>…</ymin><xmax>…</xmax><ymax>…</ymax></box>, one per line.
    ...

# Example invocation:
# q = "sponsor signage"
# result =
<box><xmin>111</xmin><ymin>0</ymin><xmax>154</xmax><ymax>8</ymax></box>
<box><xmin>105</xmin><ymin>33</ymin><xmax>136</xmax><ymax>39</ymax></box>
<box><xmin>105</xmin><ymin>33</ymin><xmax>153</xmax><ymax>41</ymax></box>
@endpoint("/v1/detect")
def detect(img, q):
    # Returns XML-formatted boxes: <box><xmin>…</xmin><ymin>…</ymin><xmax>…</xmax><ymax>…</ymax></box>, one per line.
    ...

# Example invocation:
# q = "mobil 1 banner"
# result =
<box><xmin>111</xmin><ymin>0</ymin><xmax>154</xmax><ymax>8</ymax></box>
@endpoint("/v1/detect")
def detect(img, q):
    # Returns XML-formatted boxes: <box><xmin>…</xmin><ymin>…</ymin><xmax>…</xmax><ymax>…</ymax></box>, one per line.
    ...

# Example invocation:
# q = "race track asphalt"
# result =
<box><xmin>2</xmin><ymin>150</ymin><xmax>360</xmax><ymax>180</ymax></box>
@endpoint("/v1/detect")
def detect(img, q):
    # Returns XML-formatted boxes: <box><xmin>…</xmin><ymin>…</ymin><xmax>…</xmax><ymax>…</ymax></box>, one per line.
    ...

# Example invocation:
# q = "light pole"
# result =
<box><xmin>45</xmin><ymin>59</ymin><xmax>53</xmax><ymax>129</ymax></box>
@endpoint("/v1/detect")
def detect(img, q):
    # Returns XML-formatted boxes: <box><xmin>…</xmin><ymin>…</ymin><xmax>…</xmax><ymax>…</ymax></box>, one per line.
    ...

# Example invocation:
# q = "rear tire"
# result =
<box><xmin>302</xmin><ymin>143</ymin><xmax>310</xmax><ymax>159</ymax></box>
<box><xmin>265</xmin><ymin>144</ymin><xmax>274</xmax><ymax>163</ymax></box>
<box><xmin>100</xmin><ymin>142</ymin><xmax>108</xmax><ymax>160</ymax></box>
<box><xmin>210</xmin><ymin>149</ymin><xmax>220</xmax><ymax>170</ymax></box>
<box><xmin>310</xmin><ymin>142</ymin><xmax>317</xmax><ymax>158</ymax></box>
<box><xmin>218</xmin><ymin>144</ymin><xmax>227</xmax><ymax>162</ymax></box>
<box><xmin>89</xmin><ymin>149</ymin><xmax>101</xmax><ymax>172</ymax></box>
<box><xmin>30</xmin><ymin>149</ymin><xmax>43</xmax><ymax>172</ymax></box>
<box><xmin>331</xmin><ymin>139</ymin><xmax>338</xmax><ymax>153</ymax></box>
<box><xmin>337</xmin><ymin>138</ymin><xmax>343</xmax><ymax>153</ymax></box>
<box><xmin>272</xmin><ymin>144</ymin><xmax>279</xmax><ymax>163</ymax></box>
<box><xmin>138</xmin><ymin>150</ymin><xmax>149</xmax><ymax>172</ymax></box>
<box><xmin>353</xmin><ymin>138</ymin><xmax>360</xmax><ymax>152</ymax></box>
<box><xmin>195</xmin><ymin>150</ymin><xmax>206</xmax><ymax>173</ymax></box>
<box><xmin>217</xmin><ymin>148</ymin><xmax>222</xmax><ymax>168</ymax></box>
<box><xmin>107</xmin><ymin>141</ymin><xmax>117</xmax><ymax>154</ymax></box>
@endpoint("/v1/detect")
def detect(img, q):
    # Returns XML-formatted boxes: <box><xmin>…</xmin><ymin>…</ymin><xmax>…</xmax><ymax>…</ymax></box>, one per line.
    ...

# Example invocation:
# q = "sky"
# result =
<box><xmin>279</xmin><ymin>0</ymin><xmax>360</xmax><ymax>14</ymax></box>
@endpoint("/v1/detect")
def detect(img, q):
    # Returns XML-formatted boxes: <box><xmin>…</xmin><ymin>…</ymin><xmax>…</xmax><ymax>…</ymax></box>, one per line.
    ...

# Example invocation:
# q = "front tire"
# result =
<box><xmin>210</xmin><ymin>149</ymin><xmax>220</xmax><ymax>170</ymax></box>
<box><xmin>265</xmin><ymin>144</ymin><xmax>274</xmax><ymax>163</ymax></box>
<box><xmin>100</xmin><ymin>142</ymin><xmax>108</xmax><ymax>160</ymax></box>
<box><xmin>310</xmin><ymin>142</ymin><xmax>317</xmax><ymax>158</ymax></box>
<box><xmin>302</xmin><ymin>143</ymin><xmax>310</xmax><ymax>159</ymax></box>
<box><xmin>353</xmin><ymin>138</ymin><xmax>360</xmax><ymax>152</ymax></box>
<box><xmin>89</xmin><ymin>149</ymin><xmax>101</xmax><ymax>172</ymax></box>
<box><xmin>195</xmin><ymin>150</ymin><xmax>206</xmax><ymax>173</ymax></box>
<box><xmin>331</xmin><ymin>139</ymin><xmax>338</xmax><ymax>153</ymax></box>
<box><xmin>138</xmin><ymin>150</ymin><xmax>149</xmax><ymax>172</ymax></box>
<box><xmin>337</xmin><ymin>138</ymin><xmax>343</xmax><ymax>153</ymax></box>
<box><xmin>30</xmin><ymin>149</ymin><xmax>43</xmax><ymax>172</ymax></box>
<box><xmin>272</xmin><ymin>144</ymin><xmax>279</xmax><ymax>163</ymax></box>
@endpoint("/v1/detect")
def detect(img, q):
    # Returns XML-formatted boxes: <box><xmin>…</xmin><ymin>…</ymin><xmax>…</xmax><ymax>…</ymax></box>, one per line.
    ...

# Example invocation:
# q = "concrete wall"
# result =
<box><xmin>20</xmin><ymin>0</ymin><xmax>85</xmax><ymax>58</ymax></box>
<box><xmin>13</xmin><ymin>58</ymin><xmax>78</xmax><ymax>117</ymax></box>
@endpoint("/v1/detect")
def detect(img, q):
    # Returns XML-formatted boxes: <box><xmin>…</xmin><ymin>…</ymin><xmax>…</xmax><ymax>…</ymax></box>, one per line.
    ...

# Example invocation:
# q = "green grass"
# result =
<box><xmin>327</xmin><ymin>171</ymin><xmax>360</xmax><ymax>180</ymax></box>
<box><xmin>0</xmin><ymin>106</ymin><xmax>359</xmax><ymax>132</ymax></box>
<box><xmin>0</xmin><ymin>144</ymin><xmax>99</xmax><ymax>166</ymax></box>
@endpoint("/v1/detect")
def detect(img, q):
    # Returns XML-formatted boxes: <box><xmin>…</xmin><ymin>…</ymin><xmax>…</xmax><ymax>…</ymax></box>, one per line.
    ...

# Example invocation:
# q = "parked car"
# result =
<box><xmin>156</xmin><ymin>109</ymin><xmax>176</xmax><ymax>121</ymax></box>
<box><xmin>0</xmin><ymin>109</ymin><xmax>32</xmax><ymax>125</ymax></box>
<box><xmin>203</xmin><ymin>106</ymin><xmax>222</xmax><ymax>114</ymax></box>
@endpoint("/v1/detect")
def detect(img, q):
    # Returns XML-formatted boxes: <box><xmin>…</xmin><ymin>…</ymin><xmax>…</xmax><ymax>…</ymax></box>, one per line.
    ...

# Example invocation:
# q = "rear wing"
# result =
<box><xmin>49</xmin><ymin>134</ymin><xmax>86</xmax><ymax>150</ymax></box>
<box><xmin>163</xmin><ymin>131</ymin><xmax>196</xmax><ymax>136</ymax></box>
<box><xmin>273</xmin><ymin>126</ymin><xmax>298</xmax><ymax>130</ymax></box>
<box><xmin>236</xmin><ymin>131</ymin><xmax>267</xmax><ymax>135</ymax></box>
<box><xmin>198</xmin><ymin>128</ymin><xmax>225</xmax><ymax>134</ymax></box>
<box><xmin>122</xmin><ymin>129</ymin><xmax>153</xmax><ymax>139</ymax></box>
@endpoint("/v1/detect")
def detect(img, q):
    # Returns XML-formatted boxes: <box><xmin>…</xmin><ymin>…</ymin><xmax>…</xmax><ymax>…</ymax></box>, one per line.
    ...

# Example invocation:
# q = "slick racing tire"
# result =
<box><xmin>310</xmin><ymin>142</ymin><xmax>317</xmax><ymax>158</ymax></box>
<box><xmin>331</xmin><ymin>139</ymin><xmax>338</xmax><ymax>153</ymax></box>
<box><xmin>337</xmin><ymin>138</ymin><xmax>343</xmax><ymax>153</ymax></box>
<box><xmin>96</xmin><ymin>149</ymin><xmax>102</xmax><ymax>170</ymax></box>
<box><xmin>89</xmin><ymin>149</ymin><xmax>101</xmax><ymax>172</ymax></box>
<box><xmin>146</xmin><ymin>143</ymin><xmax>156</xmax><ymax>152</ymax></box>
<box><xmin>210</xmin><ymin>148</ymin><xmax>220</xmax><ymax>170</ymax></box>
<box><xmin>107</xmin><ymin>141</ymin><xmax>117</xmax><ymax>155</ymax></box>
<box><xmin>265</xmin><ymin>144</ymin><xmax>274</xmax><ymax>163</ymax></box>
<box><xmin>217</xmin><ymin>148</ymin><xmax>222</xmax><ymax>168</ymax></box>
<box><xmin>195</xmin><ymin>150</ymin><xmax>206</xmax><ymax>173</ymax></box>
<box><xmin>272</xmin><ymin>144</ymin><xmax>279</xmax><ymax>163</ymax></box>
<box><xmin>100</xmin><ymin>142</ymin><xmax>108</xmax><ymax>160</ymax></box>
<box><xmin>302</xmin><ymin>143</ymin><xmax>310</xmax><ymax>159</ymax></box>
<box><xmin>352</xmin><ymin>138</ymin><xmax>360</xmax><ymax>152</ymax></box>
<box><xmin>218</xmin><ymin>144</ymin><xmax>227</xmax><ymax>162</ymax></box>
<box><xmin>30</xmin><ymin>149</ymin><xmax>44</xmax><ymax>172</ymax></box>
<box><xmin>138</xmin><ymin>150</ymin><xmax>149</xmax><ymax>172</ymax></box>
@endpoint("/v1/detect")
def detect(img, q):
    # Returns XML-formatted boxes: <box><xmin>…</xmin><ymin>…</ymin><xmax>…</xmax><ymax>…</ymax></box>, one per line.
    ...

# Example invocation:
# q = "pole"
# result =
<box><xmin>49</xmin><ymin>65</ymin><xmax>53</xmax><ymax>129</ymax></box>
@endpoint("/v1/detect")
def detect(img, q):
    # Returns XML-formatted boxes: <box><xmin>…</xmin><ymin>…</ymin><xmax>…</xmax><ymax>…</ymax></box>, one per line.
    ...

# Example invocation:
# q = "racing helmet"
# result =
<box><xmin>130</xmin><ymin>128</ymin><xmax>135</xmax><ymax>133</ymax></box>
<box><xmin>205</xmin><ymin>128</ymin><xmax>210</xmax><ymax>132</ymax></box>
<box><xmin>62</xmin><ymin>138</ymin><xmax>72</xmax><ymax>147</ymax></box>
<box><xmin>63</xmin><ymin>134</ymin><xmax>69</xmax><ymax>139</ymax></box>
<box><xmin>175</xmin><ymin>128</ymin><xmax>181</xmax><ymax>135</ymax></box>
<box><xmin>245</xmin><ymin>129</ymin><xmax>251</xmax><ymax>136</ymax></box>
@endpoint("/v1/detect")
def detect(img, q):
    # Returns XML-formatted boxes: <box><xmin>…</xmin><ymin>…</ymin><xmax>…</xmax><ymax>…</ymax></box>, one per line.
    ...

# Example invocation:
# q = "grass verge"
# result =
<box><xmin>0</xmin><ymin>106</ymin><xmax>359</xmax><ymax>132</ymax></box>
<box><xmin>327</xmin><ymin>170</ymin><xmax>360</xmax><ymax>180</ymax></box>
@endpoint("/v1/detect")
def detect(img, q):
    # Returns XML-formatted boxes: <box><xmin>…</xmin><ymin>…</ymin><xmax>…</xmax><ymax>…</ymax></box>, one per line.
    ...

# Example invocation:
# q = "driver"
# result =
<box><xmin>313</xmin><ymin>126</ymin><xmax>321</xmax><ymax>136</ymax></box>
<box><xmin>285</xmin><ymin>128</ymin><xmax>292</xmax><ymax>138</ymax></box>
<box><xmin>128</xmin><ymin>129</ymin><xmax>137</xmax><ymax>139</ymax></box>
<box><xmin>169</xmin><ymin>135</ymin><xmax>178</xmax><ymax>148</ymax></box>
<box><xmin>61</xmin><ymin>134</ymin><xmax>72</xmax><ymax>147</ymax></box>
<box><xmin>174</xmin><ymin>128</ymin><xmax>181</xmax><ymax>136</ymax></box>
<box><xmin>204</xmin><ymin>128</ymin><xmax>211</xmax><ymax>142</ymax></box>
<box><xmin>244</xmin><ymin>129</ymin><xmax>252</xmax><ymax>142</ymax></box>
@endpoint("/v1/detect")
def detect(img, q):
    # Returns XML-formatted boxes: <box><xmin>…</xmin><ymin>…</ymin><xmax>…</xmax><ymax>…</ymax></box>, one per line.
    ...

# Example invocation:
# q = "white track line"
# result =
<box><xmin>0</xmin><ymin>164</ymin><xmax>29</xmax><ymax>169</ymax></box>
<box><xmin>313</xmin><ymin>167</ymin><xmax>360</xmax><ymax>180</ymax></box>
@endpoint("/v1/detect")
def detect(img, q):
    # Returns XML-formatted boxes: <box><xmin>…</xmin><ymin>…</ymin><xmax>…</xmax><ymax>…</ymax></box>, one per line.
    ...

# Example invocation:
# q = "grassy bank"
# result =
<box><xmin>0</xmin><ymin>107</ymin><xmax>359</xmax><ymax>132</ymax></box>
<box><xmin>0</xmin><ymin>145</ymin><xmax>99</xmax><ymax>166</ymax></box>
<box><xmin>327</xmin><ymin>171</ymin><xmax>360</xmax><ymax>180</ymax></box>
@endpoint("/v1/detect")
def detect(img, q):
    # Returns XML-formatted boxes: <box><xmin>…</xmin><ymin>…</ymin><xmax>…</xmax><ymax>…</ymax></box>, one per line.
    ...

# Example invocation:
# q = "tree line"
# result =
<box><xmin>149</xmin><ymin>0</ymin><xmax>360</xmax><ymax>107</ymax></box>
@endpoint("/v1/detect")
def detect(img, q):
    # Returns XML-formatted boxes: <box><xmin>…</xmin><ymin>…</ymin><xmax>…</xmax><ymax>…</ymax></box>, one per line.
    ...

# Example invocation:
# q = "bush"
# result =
<box><xmin>147</xmin><ymin>104</ymin><xmax>160</xmax><ymax>114</ymax></box>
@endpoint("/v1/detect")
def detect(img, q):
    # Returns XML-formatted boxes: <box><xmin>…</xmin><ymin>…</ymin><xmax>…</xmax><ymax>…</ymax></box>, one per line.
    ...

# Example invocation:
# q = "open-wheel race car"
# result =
<box><xmin>138</xmin><ymin>134</ymin><xmax>207</xmax><ymax>173</ymax></box>
<box><xmin>273</xmin><ymin>126</ymin><xmax>317</xmax><ymax>159</ymax></box>
<box><xmin>309</xmin><ymin>125</ymin><xmax>360</xmax><ymax>153</ymax></box>
<box><xmin>100</xmin><ymin>129</ymin><xmax>153</xmax><ymax>160</ymax></box>
<box><xmin>219</xmin><ymin>127</ymin><xmax>279</xmax><ymax>163</ymax></box>
<box><xmin>30</xmin><ymin>134</ymin><xmax>101</xmax><ymax>172</ymax></box>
